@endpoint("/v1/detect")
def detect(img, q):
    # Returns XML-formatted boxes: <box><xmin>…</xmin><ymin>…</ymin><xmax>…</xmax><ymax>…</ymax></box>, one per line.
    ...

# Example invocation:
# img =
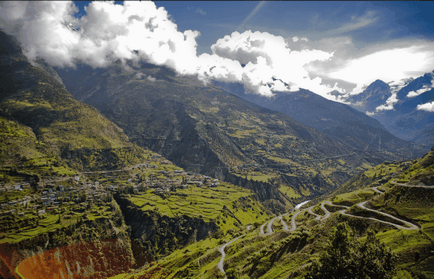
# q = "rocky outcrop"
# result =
<box><xmin>115</xmin><ymin>194</ymin><xmax>218</xmax><ymax>257</ymax></box>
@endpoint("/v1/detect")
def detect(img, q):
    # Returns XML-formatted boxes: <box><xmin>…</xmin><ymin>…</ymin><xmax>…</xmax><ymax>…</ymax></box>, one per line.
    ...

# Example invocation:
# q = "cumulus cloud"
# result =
<box><xmin>207</xmin><ymin>30</ymin><xmax>340</xmax><ymax>96</ymax></box>
<box><xmin>0</xmin><ymin>1</ymin><xmax>343</xmax><ymax>97</ymax></box>
<box><xmin>2</xmin><ymin>1</ymin><xmax>432</xmax><ymax>100</ymax></box>
<box><xmin>417</xmin><ymin>101</ymin><xmax>434</xmax><ymax>112</ymax></box>
<box><xmin>0</xmin><ymin>1</ymin><xmax>201</xmax><ymax>71</ymax></box>
<box><xmin>375</xmin><ymin>92</ymin><xmax>398</xmax><ymax>112</ymax></box>
<box><xmin>407</xmin><ymin>79</ymin><xmax>434</xmax><ymax>98</ymax></box>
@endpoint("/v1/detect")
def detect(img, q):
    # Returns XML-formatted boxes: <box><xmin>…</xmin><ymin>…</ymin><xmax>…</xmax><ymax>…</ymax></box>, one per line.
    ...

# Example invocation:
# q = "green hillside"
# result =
<box><xmin>115</xmin><ymin>151</ymin><xmax>434</xmax><ymax>279</ymax></box>
<box><xmin>0</xmin><ymin>30</ymin><xmax>149</xmax><ymax>181</ymax></box>
<box><xmin>56</xmin><ymin>61</ymin><xmax>389</xmax><ymax>209</ymax></box>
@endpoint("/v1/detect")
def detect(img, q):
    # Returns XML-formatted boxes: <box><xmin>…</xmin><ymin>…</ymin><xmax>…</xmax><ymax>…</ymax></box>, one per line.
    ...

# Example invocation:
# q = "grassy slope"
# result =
<box><xmin>0</xmin><ymin>30</ymin><xmax>149</xmax><ymax>179</ymax></box>
<box><xmin>115</xmin><ymin>151</ymin><xmax>434</xmax><ymax>279</ymax></box>
<box><xmin>129</xmin><ymin>183</ymin><xmax>270</xmax><ymax>233</ymax></box>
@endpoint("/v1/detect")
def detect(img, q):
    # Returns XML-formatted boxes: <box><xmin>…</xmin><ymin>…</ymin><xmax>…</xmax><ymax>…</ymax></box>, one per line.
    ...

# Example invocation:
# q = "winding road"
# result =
<box><xmin>371</xmin><ymin>186</ymin><xmax>384</xmax><ymax>194</ymax></box>
<box><xmin>217</xmin><ymin>193</ymin><xmax>419</xmax><ymax>275</ymax></box>
<box><xmin>308</xmin><ymin>206</ymin><xmax>322</xmax><ymax>220</ymax></box>
<box><xmin>323</xmin><ymin>201</ymin><xmax>418</xmax><ymax>230</ymax></box>
<box><xmin>217</xmin><ymin>234</ymin><xmax>245</xmax><ymax>278</ymax></box>
<box><xmin>390</xmin><ymin>180</ymin><xmax>434</xmax><ymax>189</ymax></box>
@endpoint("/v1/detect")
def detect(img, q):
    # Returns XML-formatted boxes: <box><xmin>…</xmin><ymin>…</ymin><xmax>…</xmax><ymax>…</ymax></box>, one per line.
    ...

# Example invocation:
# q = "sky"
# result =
<box><xmin>0</xmin><ymin>1</ymin><xmax>433</xmax><ymax>103</ymax></box>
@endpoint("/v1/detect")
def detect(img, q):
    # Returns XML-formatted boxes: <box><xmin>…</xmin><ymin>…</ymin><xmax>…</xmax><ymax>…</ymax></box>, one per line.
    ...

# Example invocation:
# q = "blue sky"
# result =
<box><xmin>1</xmin><ymin>1</ymin><xmax>433</xmax><ymax>100</ymax></box>
<box><xmin>151</xmin><ymin>1</ymin><xmax>434</xmax><ymax>54</ymax></box>
<box><xmin>71</xmin><ymin>1</ymin><xmax>434</xmax><ymax>55</ymax></box>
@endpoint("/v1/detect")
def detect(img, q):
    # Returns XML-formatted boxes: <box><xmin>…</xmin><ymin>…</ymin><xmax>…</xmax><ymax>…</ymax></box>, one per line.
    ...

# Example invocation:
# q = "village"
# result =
<box><xmin>0</xmin><ymin>155</ymin><xmax>221</xmax><ymax>239</ymax></box>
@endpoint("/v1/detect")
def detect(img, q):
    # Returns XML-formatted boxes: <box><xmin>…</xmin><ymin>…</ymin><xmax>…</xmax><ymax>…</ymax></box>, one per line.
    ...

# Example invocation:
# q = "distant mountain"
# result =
<box><xmin>56</xmin><ymin>61</ymin><xmax>404</xmax><ymax>206</ymax></box>
<box><xmin>346</xmin><ymin>80</ymin><xmax>392</xmax><ymax>113</ymax></box>
<box><xmin>215</xmin><ymin>81</ymin><xmax>422</xmax><ymax>159</ymax></box>
<box><xmin>344</xmin><ymin>71</ymin><xmax>434</xmax><ymax>145</ymax></box>
<box><xmin>0</xmin><ymin>30</ymin><xmax>148</xmax><ymax>180</ymax></box>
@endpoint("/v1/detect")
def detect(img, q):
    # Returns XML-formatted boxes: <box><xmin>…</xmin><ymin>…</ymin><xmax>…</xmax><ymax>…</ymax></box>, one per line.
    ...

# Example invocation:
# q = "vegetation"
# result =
<box><xmin>306</xmin><ymin>222</ymin><xmax>396</xmax><ymax>279</ymax></box>
<box><xmin>55</xmin><ymin>60</ymin><xmax>398</xmax><ymax>208</ymax></box>
<box><xmin>0</xmin><ymin>30</ymin><xmax>150</xmax><ymax>182</ymax></box>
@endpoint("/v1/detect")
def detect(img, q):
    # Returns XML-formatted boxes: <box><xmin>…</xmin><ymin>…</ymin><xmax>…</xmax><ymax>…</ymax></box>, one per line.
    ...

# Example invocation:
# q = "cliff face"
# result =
<box><xmin>115</xmin><ymin>195</ymin><xmax>218</xmax><ymax>257</ymax></box>
<box><xmin>0</xmin><ymin>218</ymin><xmax>136</xmax><ymax>279</ymax></box>
<box><xmin>16</xmin><ymin>238</ymin><xmax>135</xmax><ymax>279</ymax></box>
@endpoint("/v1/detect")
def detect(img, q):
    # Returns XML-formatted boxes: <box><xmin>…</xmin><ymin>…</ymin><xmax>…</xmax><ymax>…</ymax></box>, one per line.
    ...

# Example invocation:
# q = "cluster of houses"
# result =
<box><xmin>0</xmin><ymin>156</ymin><xmax>222</xmax><ymax>219</ymax></box>
<box><xmin>0</xmin><ymin>178</ymin><xmax>110</xmax><ymax>217</ymax></box>
<box><xmin>138</xmin><ymin>169</ymin><xmax>220</xmax><ymax>194</ymax></box>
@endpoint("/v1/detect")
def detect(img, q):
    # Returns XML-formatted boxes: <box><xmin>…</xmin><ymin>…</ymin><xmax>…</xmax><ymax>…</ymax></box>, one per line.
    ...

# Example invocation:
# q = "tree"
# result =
<box><xmin>306</xmin><ymin>222</ymin><xmax>396</xmax><ymax>279</ymax></box>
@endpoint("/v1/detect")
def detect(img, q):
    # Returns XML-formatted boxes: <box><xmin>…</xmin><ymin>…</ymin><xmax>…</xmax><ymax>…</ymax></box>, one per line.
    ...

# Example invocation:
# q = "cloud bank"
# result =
<box><xmin>1</xmin><ymin>1</ymin><xmax>433</xmax><ymax>102</ymax></box>
<box><xmin>0</xmin><ymin>1</ymin><xmax>345</xmax><ymax>97</ymax></box>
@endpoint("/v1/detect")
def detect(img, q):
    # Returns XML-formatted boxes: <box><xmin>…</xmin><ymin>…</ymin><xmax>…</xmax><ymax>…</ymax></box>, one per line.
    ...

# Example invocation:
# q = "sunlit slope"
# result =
<box><xmin>115</xmin><ymin>151</ymin><xmax>434</xmax><ymax>279</ymax></box>
<box><xmin>0</xmin><ymin>30</ymin><xmax>149</xmax><ymax>179</ymax></box>
<box><xmin>56</xmin><ymin>61</ymin><xmax>385</xmax><ymax>204</ymax></box>
<box><xmin>334</xmin><ymin>149</ymin><xmax>434</xmax><ymax>196</ymax></box>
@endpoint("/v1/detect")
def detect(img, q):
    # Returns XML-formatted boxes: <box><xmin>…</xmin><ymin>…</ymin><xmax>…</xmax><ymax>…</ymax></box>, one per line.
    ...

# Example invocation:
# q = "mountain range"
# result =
<box><xmin>214</xmin><ymin>81</ymin><xmax>422</xmax><ymax>158</ymax></box>
<box><xmin>345</xmin><ymin>72</ymin><xmax>434</xmax><ymax>144</ymax></box>
<box><xmin>1</xmin><ymin>27</ymin><xmax>434</xmax><ymax>279</ymax></box>
<box><xmin>53</xmin><ymin>59</ymin><xmax>421</xmax><ymax>207</ymax></box>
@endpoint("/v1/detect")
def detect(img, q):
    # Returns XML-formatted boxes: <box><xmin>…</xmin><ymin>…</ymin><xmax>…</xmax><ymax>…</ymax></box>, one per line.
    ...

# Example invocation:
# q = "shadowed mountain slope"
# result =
<box><xmin>56</xmin><ymin>61</ymin><xmax>395</xmax><ymax>206</ymax></box>
<box><xmin>216</xmin><ymin>82</ymin><xmax>420</xmax><ymax>158</ymax></box>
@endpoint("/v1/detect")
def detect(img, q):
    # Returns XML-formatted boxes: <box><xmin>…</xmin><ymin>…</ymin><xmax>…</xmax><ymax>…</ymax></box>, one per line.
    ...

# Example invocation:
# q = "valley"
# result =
<box><xmin>112</xmin><ymin>151</ymin><xmax>434</xmax><ymax>279</ymax></box>
<box><xmin>0</xmin><ymin>21</ymin><xmax>433</xmax><ymax>279</ymax></box>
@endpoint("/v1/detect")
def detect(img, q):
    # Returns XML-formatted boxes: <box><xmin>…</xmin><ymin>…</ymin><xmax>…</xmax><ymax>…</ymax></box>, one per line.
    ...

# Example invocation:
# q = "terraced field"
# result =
<box><xmin>114</xmin><ymin>177</ymin><xmax>434</xmax><ymax>279</ymax></box>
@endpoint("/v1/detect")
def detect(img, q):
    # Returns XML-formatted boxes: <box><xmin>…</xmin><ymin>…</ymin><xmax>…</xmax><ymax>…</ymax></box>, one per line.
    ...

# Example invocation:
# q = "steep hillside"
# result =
<box><xmin>0</xmin><ymin>150</ymin><xmax>271</xmax><ymax>278</ymax></box>
<box><xmin>333</xmin><ymin>149</ymin><xmax>434</xmax><ymax>197</ymax></box>
<box><xmin>217</xmin><ymin>81</ymin><xmax>418</xmax><ymax>158</ymax></box>
<box><xmin>0</xmin><ymin>30</ymin><xmax>149</xmax><ymax>181</ymax></box>
<box><xmin>56</xmin><ymin>61</ymin><xmax>390</xmax><ymax>206</ymax></box>
<box><xmin>117</xmin><ymin>151</ymin><xmax>434</xmax><ymax>279</ymax></box>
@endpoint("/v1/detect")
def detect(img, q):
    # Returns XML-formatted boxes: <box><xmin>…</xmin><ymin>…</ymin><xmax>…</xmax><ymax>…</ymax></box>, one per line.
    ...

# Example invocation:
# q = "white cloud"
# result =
<box><xmin>0</xmin><ymin>1</ymin><xmax>201</xmax><ymax>71</ymax></box>
<box><xmin>135</xmin><ymin>72</ymin><xmax>146</xmax><ymax>79</ymax></box>
<box><xmin>188</xmin><ymin>6</ymin><xmax>206</xmax><ymax>15</ymax></box>
<box><xmin>1</xmin><ymin>1</ymin><xmax>338</xmax><ymax>96</ymax></box>
<box><xmin>417</xmin><ymin>101</ymin><xmax>434</xmax><ymax>112</ymax></box>
<box><xmin>207</xmin><ymin>30</ymin><xmax>340</xmax><ymax>97</ymax></box>
<box><xmin>407</xmin><ymin>79</ymin><xmax>434</xmax><ymax>98</ymax></box>
<box><xmin>375</xmin><ymin>92</ymin><xmax>398</xmax><ymax>112</ymax></box>
<box><xmin>327</xmin><ymin>46</ymin><xmax>434</xmax><ymax>95</ymax></box>
<box><xmin>1</xmin><ymin>1</ymin><xmax>432</xmax><ymax>100</ymax></box>
<box><xmin>325</xmin><ymin>10</ymin><xmax>378</xmax><ymax>36</ymax></box>
<box><xmin>147</xmin><ymin>76</ymin><xmax>156</xmax><ymax>82</ymax></box>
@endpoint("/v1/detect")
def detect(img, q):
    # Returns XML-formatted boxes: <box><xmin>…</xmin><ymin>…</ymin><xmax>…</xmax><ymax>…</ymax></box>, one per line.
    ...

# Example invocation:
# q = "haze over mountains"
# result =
<box><xmin>344</xmin><ymin>72</ymin><xmax>434</xmax><ymax>144</ymax></box>
<box><xmin>214</xmin><ymin>81</ymin><xmax>422</xmax><ymax>158</ymax></box>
